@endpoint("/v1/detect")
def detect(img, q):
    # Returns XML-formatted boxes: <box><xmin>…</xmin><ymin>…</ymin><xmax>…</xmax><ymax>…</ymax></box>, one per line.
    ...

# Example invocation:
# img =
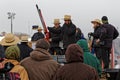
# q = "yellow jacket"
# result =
<box><xmin>3</xmin><ymin>59</ymin><xmax>29</xmax><ymax>80</ymax></box>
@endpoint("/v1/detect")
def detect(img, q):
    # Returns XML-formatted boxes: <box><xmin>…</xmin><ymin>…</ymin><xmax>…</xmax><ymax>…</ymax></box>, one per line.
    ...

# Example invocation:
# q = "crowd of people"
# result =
<box><xmin>0</xmin><ymin>15</ymin><xmax>119</xmax><ymax>80</ymax></box>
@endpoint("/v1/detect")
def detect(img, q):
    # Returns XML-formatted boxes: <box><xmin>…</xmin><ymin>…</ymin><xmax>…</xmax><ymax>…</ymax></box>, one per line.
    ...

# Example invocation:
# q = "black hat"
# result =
<box><xmin>102</xmin><ymin>16</ymin><xmax>108</xmax><ymax>21</ymax></box>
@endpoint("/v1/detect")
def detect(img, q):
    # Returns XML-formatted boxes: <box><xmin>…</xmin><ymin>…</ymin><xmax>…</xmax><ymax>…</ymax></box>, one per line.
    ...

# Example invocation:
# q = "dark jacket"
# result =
<box><xmin>92</xmin><ymin>26</ymin><xmax>106</xmax><ymax>48</ymax></box>
<box><xmin>77</xmin><ymin>39</ymin><xmax>102</xmax><ymax>76</ymax></box>
<box><xmin>61</xmin><ymin>22</ymin><xmax>76</xmax><ymax>48</ymax></box>
<box><xmin>0</xmin><ymin>45</ymin><xmax>5</xmax><ymax>58</ymax></box>
<box><xmin>102</xmin><ymin>23</ymin><xmax>119</xmax><ymax>48</ymax></box>
<box><xmin>48</xmin><ymin>26</ymin><xmax>61</xmax><ymax>47</ymax></box>
<box><xmin>18</xmin><ymin>43</ymin><xmax>33</xmax><ymax>61</ymax></box>
<box><xmin>21</xmin><ymin>48</ymin><xmax>60</xmax><ymax>80</ymax></box>
<box><xmin>53</xmin><ymin>44</ymin><xmax>99</xmax><ymax>80</ymax></box>
<box><xmin>31</xmin><ymin>32</ymin><xmax>45</xmax><ymax>41</ymax></box>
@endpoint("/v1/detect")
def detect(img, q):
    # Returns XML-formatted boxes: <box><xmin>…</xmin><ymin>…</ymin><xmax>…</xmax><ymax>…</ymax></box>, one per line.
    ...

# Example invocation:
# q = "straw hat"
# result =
<box><xmin>0</xmin><ymin>33</ymin><xmax>20</xmax><ymax>46</ymax></box>
<box><xmin>64</xmin><ymin>15</ymin><xmax>71</xmax><ymax>20</ymax></box>
<box><xmin>53</xmin><ymin>19</ymin><xmax>61</xmax><ymax>24</ymax></box>
<box><xmin>21</xmin><ymin>36</ymin><xmax>28</xmax><ymax>42</ymax></box>
<box><xmin>91</xmin><ymin>19</ymin><xmax>102</xmax><ymax>24</ymax></box>
<box><xmin>37</xmin><ymin>27</ymin><xmax>42</xmax><ymax>30</ymax></box>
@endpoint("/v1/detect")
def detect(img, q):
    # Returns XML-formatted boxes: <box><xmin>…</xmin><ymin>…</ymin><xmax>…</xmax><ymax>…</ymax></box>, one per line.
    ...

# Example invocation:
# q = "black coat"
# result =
<box><xmin>48</xmin><ymin>26</ymin><xmax>61</xmax><ymax>47</ymax></box>
<box><xmin>0</xmin><ymin>45</ymin><xmax>5</xmax><ymax>58</ymax></box>
<box><xmin>102</xmin><ymin>23</ymin><xmax>119</xmax><ymax>48</ymax></box>
<box><xmin>18</xmin><ymin>43</ymin><xmax>33</xmax><ymax>61</ymax></box>
<box><xmin>61</xmin><ymin>22</ymin><xmax>76</xmax><ymax>48</ymax></box>
<box><xmin>31</xmin><ymin>32</ymin><xmax>44</xmax><ymax>41</ymax></box>
<box><xmin>92</xmin><ymin>26</ymin><xmax>106</xmax><ymax>48</ymax></box>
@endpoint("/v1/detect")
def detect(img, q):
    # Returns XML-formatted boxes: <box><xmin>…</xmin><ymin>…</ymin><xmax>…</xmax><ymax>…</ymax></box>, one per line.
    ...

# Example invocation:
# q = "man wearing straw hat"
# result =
<box><xmin>89</xmin><ymin>19</ymin><xmax>107</xmax><ymax>68</ymax></box>
<box><xmin>48</xmin><ymin>19</ymin><xmax>62</xmax><ymax>55</ymax></box>
<box><xmin>31</xmin><ymin>27</ymin><xmax>45</xmax><ymax>41</ymax></box>
<box><xmin>61</xmin><ymin>15</ymin><xmax>76</xmax><ymax>54</ymax></box>
<box><xmin>18</xmin><ymin>36</ymin><xmax>33</xmax><ymax>61</ymax></box>
<box><xmin>0</xmin><ymin>33</ymin><xmax>20</xmax><ymax>51</ymax></box>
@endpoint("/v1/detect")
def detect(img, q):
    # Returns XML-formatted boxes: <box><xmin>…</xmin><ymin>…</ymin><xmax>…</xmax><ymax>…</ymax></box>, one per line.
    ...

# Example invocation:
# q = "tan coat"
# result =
<box><xmin>3</xmin><ymin>59</ymin><xmax>29</xmax><ymax>80</ymax></box>
<box><xmin>21</xmin><ymin>48</ymin><xmax>60</xmax><ymax>80</ymax></box>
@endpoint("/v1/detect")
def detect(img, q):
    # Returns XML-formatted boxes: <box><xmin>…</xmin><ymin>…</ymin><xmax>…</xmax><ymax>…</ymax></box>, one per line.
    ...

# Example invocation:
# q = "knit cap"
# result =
<box><xmin>5</xmin><ymin>46</ymin><xmax>20</xmax><ymax>61</ymax></box>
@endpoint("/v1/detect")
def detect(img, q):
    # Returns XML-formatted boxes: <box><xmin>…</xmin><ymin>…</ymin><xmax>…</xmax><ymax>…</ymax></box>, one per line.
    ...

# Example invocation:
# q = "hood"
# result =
<box><xmin>77</xmin><ymin>39</ymin><xmax>90</xmax><ymax>52</ymax></box>
<box><xmin>3</xmin><ymin>59</ymin><xmax>19</xmax><ymax>66</ymax></box>
<box><xmin>65</xmin><ymin>44</ymin><xmax>83</xmax><ymax>63</ymax></box>
<box><xmin>30</xmin><ymin>48</ymin><xmax>52</xmax><ymax>61</ymax></box>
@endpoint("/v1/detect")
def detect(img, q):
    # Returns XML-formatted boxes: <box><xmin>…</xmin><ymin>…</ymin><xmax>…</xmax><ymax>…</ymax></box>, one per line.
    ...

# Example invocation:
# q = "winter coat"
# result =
<box><xmin>92</xmin><ymin>26</ymin><xmax>106</xmax><ymax>48</ymax></box>
<box><xmin>48</xmin><ymin>26</ymin><xmax>61</xmax><ymax>48</ymax></box>
<box><xmin>102</xmin><ymin>23</ymin><xmax>119</xmax><ymax>48</ymax></box>
<box><xmin>31</xmin><ymin>32</ymin><xmax>45</xmax><ymax>41</ymax></box>
<box><xmin>77</xmin><ymin>39</ymin><xmax>102</xmax><ymax>76</ymax></box>
<box><xmin>3</xmin><ymin>59</ymin><xmax>29</xmax><ymax>80</ymax></box>
<box><xmin>20</xmin><ymin>48</ymin><xmax>60</xmax><ymax>80</ymax></box>
<box><xmin>61</xmin><ymin>22</ymin><xmax>76</xmax><ymax>48</ymax></box>
<box><xmin>0</xmin><ymin>45</ymin><xmax>5</xmax><ymax>58</ymax></box>
<box><xmin>53</xmin><ymin>44</ymin><xmax>99</xmax><ymax>80</ymax></box>
<box><xmin>17</xmin><ymin>43</ymin><xmax>33</xmax><ymax>61</ymax></box>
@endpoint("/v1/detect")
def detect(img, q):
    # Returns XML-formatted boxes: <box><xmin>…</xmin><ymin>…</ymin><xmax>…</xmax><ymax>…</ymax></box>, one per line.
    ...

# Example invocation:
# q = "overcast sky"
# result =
<box><xmin>0</xmin><ymin>0</ymin><xmax>120</xmax><ymax>36</ymax></box>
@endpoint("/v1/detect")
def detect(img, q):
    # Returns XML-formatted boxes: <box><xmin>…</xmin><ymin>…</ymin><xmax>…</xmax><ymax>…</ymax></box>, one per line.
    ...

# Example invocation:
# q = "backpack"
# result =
<box><xmin>0</xmin><ymin>62</ymin><xmax>21</xmax><ymax>80</ymax></box>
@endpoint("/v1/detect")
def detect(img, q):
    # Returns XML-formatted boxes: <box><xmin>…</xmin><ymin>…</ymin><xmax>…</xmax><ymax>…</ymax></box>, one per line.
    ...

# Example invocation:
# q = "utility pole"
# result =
<box><xmin>7</xmin><ymin>12</ymin><xmax>16</xmax><ymax>33</ymax></box>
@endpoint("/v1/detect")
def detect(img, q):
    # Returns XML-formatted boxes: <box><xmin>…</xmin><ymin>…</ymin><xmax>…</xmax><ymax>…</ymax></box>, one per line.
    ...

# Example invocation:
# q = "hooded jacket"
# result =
<box><xmin>20</xmin><ymin>48</ymin><xmax>60</xmax><ymax>80</ymax></box>
<box><xmin>53</xmin><ymin>44</ymin><xmax>99</xmax><ymax>80</ymax></box>
<box><xmin>3</xmin><ymin>59</ymin><xmax>29</xmax><ymax>80</ymax></box>
<box><xmin>77</xmin><ymin>39</ymin><xmax>102</xmax><ymax>76</ymax></box>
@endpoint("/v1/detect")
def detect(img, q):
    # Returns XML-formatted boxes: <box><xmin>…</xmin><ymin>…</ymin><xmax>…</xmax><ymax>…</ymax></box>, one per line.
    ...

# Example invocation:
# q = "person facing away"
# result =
<box><xmin>17</xmin><ymin>36</ymin><xmax>33</xmax><ymax>61</ymax></box>
<box><xmin>89</xmin><ymin>19</ymin><xmax>107</xmax><ymax>68</ymax></box>
<box><xmin>76</xmin><ymin>27</ymin><xmax>85</xmax><ymax>42</ymax></box>
<box><xmin>61</xmin><ymin>15</ymin><xmax>76</xmax><ymax>54</ymax></box>
<box><xmin>53</xmin><ymin>44</ymin><xmax>99</xmax><ymax>80</ymax></box>
<box><xmin>101</xmin><ymin>16</ymin><xmax>119</xmax><ymax>68</ymax></box>
<box><xmin>31</xmin><ymin>27</ymin><xmax>45</xmax><ymax>41</ymax></box>
<box><xmin>0</xmin><ymin>33</ymin><xmax>20</xmax><ymax>51</ymax></box>
<box><xmin>77</xmin><ymin>39</ymin><xmax>102</xmax><ymax>76</ymax></box>
<box><xmin>20</xmin><ymin>39</ymin><xmax>60</xmax><ymax>80</ymax></box>
<box><xmin>48</xmin><ymin>19</ymin><xmax>62</xmax><ymax>55</ymax></box>
<box><xmin>3</xmin><ymin>46</ymin><xmax>29</xmax><ymax>80</ymax></box>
